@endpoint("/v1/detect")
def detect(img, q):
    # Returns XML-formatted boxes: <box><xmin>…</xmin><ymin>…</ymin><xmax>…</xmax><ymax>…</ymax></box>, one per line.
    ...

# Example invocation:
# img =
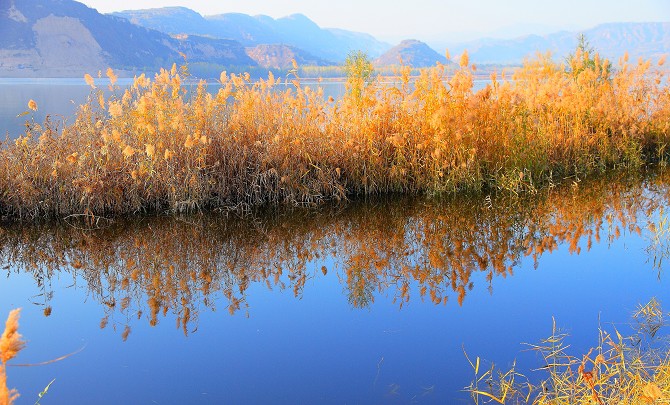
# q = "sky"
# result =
<box><xmin>78</xmin><ymin>0</ymin><xmax>670</xmax><ymax>43</ymax></box>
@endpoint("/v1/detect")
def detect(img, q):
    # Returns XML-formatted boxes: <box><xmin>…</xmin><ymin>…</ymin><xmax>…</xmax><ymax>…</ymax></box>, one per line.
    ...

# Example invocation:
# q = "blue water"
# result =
<box><xmin>1</xmin><ymin>175</ymin><xmax>669</xmax><ymax>404</ymax></box>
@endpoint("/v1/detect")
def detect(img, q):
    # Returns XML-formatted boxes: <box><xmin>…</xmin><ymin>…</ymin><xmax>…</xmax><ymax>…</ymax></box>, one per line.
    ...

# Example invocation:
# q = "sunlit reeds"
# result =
<box><xmin>0</xmin><ymin>309</ymin><xmax>25</xmax><ymax>405</ymax></box>
<box><xmin>0</xmin><ymin>48</ymin><xmax>668</xmax><ymax>219</ymax></box>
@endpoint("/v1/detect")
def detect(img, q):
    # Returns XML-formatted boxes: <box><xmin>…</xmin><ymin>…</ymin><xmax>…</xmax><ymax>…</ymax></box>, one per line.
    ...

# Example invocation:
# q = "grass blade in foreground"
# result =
<box><xmin>466</xmin><ymin>298</ymin><xmax>670</xmax><ymax>404</ymax></box>
<box><xmin>0</xmin><ymin>309</ymin><xmax>25</xmax><ymax>405</ymax></box>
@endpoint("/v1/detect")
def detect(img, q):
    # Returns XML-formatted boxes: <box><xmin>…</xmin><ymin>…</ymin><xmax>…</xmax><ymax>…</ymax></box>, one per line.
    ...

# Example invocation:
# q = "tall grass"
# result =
<box><xmin>0</xmin><ymin>50</ymin><xmax>668</xmax><ymax>219</ymax></box>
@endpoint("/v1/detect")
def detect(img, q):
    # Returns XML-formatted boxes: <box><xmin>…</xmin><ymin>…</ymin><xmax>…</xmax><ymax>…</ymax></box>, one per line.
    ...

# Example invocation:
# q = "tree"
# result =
<box><xmin>566</xmin><ymin>34</ymin><xmax>612</xmax><ymax>81</ymax></box>
<box><xmin>344</xmin><ymin>50</ymin><xmax>375</xmax><ymax>100</ymax></box>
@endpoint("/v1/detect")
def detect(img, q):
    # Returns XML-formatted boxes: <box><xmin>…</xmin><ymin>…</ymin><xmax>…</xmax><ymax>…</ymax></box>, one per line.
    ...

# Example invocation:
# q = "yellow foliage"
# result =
<box><xmin>122</xmin><ymin>145</ymin><xmax>135</xmax><ymax>158</ymax></box>
<box><xmin>0</xmin><ymin>52</ymin><xmax>668</xmax><ymax>219</ymax></box>
<box><xmin>84</xmin><ymin>73</ymin><xmax>95</xmax><ymax>88</ymax></box>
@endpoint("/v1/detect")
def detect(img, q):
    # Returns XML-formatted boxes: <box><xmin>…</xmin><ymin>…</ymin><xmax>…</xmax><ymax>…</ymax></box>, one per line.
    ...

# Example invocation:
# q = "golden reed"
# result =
<box><xmin>0</xmin><ymin>309</ymin><xmax>24</xmax><ymax>405</ymax></box>
<box><xmin>0</xmin><ymin>50</ymin><xmax>668</xmax><ymax>219</ymax></box>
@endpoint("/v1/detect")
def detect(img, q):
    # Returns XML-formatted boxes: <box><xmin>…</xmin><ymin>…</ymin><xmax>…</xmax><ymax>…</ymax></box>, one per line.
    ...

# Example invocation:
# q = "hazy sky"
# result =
<box><xmin>78</xmin><ymin>0</ymin><xmax>670</xmax><ymax>42</ymax></box>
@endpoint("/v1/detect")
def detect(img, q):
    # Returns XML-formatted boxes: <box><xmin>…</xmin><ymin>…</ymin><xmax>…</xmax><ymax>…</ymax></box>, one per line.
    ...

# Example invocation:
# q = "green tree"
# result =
<box><xmin>566</xmin><ymin>34</ymin><xmax>612</xmax><ymax>81</ymax></box>
<box><xmin>344</xmin><ymin>50</ymin><xmax>375</xmax><ymax>100</ymax></box>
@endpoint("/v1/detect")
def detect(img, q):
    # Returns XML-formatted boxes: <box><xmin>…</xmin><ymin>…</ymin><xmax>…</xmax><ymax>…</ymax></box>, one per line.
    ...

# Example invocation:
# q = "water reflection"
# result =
<box><xmin>1</xmin><ymin>172</ymin><xmax>668</xmax><ymax>339</ymax></box>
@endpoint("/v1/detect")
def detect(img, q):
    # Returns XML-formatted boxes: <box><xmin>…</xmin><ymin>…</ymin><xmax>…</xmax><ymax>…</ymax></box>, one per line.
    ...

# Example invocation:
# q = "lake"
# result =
<box><xmin>2</xmin><ymin>167</ymin><xmax>670</xmax><ymax>403</ymax></box>
<box><xmin>1</xmin><ymin>79</ymin><xmax>670</xmax><ymax>404</ymax></box>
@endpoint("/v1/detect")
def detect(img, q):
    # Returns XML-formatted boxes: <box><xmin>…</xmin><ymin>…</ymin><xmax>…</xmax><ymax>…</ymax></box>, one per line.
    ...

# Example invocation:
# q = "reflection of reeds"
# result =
<box><xmin>0</xmin><ymin>173</ymin><xmax>666</xmax><ymax>339</ymax></box>
<box><xmin>0</xmin><ymin>309</ymin><xmax>25</xmax><ymax>405</ymax></box>
<box><xmin>0</xmin><ymin>51</ymin><xmax>668</xmax><ymax>219</ymax></box>
<box><xmin>647</xmin><ymin>207</ymin><xmax>670</xmax><ymax>275</ymax></box>
<box><xmin>467</xmin><ymin>298</ymin><xmax>670</xmax><ymax>404</ymax></box>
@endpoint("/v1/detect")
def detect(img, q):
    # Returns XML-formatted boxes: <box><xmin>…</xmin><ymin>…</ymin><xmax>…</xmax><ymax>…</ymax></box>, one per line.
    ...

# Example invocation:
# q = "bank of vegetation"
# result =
<box><xmin>0</xmin><ymin>41</ymin><xmax>668</xmax><ymax>219</ymax></box>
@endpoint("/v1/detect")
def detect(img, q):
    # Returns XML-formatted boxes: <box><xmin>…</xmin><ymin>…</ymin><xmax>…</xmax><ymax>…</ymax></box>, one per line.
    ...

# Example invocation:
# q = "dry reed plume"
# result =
<box><xmin>0</xmin><ymin>309</ymin><xmax>25</xmax><ymax>405</ymax></box>
<box><xmin>0</xmin><ymin>48</ymin><xmax>668</xmax><ymax>219</ymax></box>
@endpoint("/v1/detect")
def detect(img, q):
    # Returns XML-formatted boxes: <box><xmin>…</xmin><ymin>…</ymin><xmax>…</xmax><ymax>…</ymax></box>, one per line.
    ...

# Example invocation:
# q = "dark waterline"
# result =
<box><xmin>1</xmin><ymin>172</ymin><xmax>670</xmax><ymax>403</ymax></box>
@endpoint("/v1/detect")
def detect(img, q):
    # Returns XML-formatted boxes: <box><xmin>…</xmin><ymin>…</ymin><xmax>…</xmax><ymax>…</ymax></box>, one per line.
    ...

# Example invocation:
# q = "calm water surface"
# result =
<box><xmin>1</xmin><ymin>171</ymin><xmax>670</xmax><ymax>403</ymax></box>
<box><xmin>1</xmin><ymin>80</ymin><xmax>669</xmax><ymax>403</ymax></box>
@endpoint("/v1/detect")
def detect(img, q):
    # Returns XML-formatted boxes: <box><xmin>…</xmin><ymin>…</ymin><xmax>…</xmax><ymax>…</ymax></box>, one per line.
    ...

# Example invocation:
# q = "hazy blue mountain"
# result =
<box><xmin>327</xmin><ymin>28</ymin><xmax>390</xmax><ymax>59</ymax></box>
<box><xmin>112</xmin><ymin>8</ymin><xmax>392</xmax><ymax>62</ymax></box>
<box><xmin>173</xmin><ymin>35</ymin><xmax>257</xmax><ymax>67</ymax></box>
<box><xmin>446</xmin><ymin>22</ymin><xmax>670</xmax><ymax>65</ymax></box>
<box><xmin>375</xmin><ymin>40</ymin><xmax>452</xmax><ymax>68</ymax></box>
<box><xmin>0</xmin><ymin>0</ymin><xmax>256</xmax><ymax>77</ymax></box>
<box><xmin>205</xmin><ymin>13</ymin><xmax>279</xmax><ymax>44</ymax></box>
<box><xmin>118</xmin><ymin>6</ymin><xmax>211</xmax><ymax>37</ymax></box>
<box><xmin>246</xmin><ymin>44</ymin><xmax>332</xmax><ymax>69</ymax></box>
<box><xmin>2</xmin><ymin>0</ymin><xmax>665</xmax><ymax>77</ymax></box>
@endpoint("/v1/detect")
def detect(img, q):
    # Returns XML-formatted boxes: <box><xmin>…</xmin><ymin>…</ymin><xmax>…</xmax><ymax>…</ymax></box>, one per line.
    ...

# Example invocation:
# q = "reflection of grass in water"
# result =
<box><xmin>410</xmin><ymin>385</ymin><xmax>435</xmax><ymax>401</ymax></box>
<box><xmin>647</xmin><ymin>207</ymin><xmax>670</xmax><ymax>277</ymax></box>
<box><xmin>1</xmin><ymin>172</ymin><xmax>669</xmax><ymax>339</ymax></box>
<box><xmin>466</xmin><ymin>298</ymin><xmax>670</xmax><ymax>404</ymax></box>
<box><xmin>388</xmin><ymin>383</ymin><xmax>400</xmax><ymax>396</ymax></box>
<box><xmin>420</xmin><ymin>385</ymin><xmax>435</xmax><ymax>396</ymax></box>
<box><xmin>373</xmin><ymin>356</ymin><xmax>384</xmax><ymax>389</ymax></box>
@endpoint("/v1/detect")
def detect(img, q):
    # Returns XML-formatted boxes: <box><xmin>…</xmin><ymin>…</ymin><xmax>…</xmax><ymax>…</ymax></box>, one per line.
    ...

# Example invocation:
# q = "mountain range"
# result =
<box><xmin>112</xmin><ymin>7</ymin><xmax>391</xmax><ymax>63</ymax></box>
<box><xmin>0</xmin><ymin>0</ymin><xmax>255</xmax><ymax>77</ymax></box>
<box><xmin>0</xmin><ymin>0</ymin><xmax>667</xmax><ymax>78</ymax></box>
<box><xmin>445</xmin><ymin>22</ymin><xmax>670</xmax><ymax>64</ymax></box>
<box><xmin>375</xmin><ymin>40</ymin><xmax>450</xmax><ymax>68</ymax></box>
<box><xmin>246</xmin><ymin>44</ymin><xmax>331</xmax><ymax>70</ymax></box>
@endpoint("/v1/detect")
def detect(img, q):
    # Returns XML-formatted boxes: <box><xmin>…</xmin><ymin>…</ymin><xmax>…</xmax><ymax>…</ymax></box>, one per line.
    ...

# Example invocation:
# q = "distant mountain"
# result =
<box><xmin>325</xmin><ymin>28</ymin><xmax>390</xmax><ymax>60</ymax></box>
<box><xmin>246</xmin><ymin>44</ymin><xmax>331</xmax><ymax>70</ymax></box>
<box><xmin>1</xmin><ymin>1</ymin><xmax>666</xmax><ymax>77</ymax></box>
<box><xmin>173</xmin><ymin>34</ymin><xmax>257</xmax><ymax>67</ymax></box>
<box><xmin>0</xmin><ymin>0</ymin><xmax>256</xmax><ymax>77</ymax></box>
<box><xmin>114</xmin><ymin>6</ymin><xmax>211</xmax><ymax>37</ymax></box>
<box><xmin>375</xmin><ymin>40</ymin><xmax>451</xmax><ymax>68</ymax></box>
<box><xmin>446</xmin><ymin>22</ymin><xmax>670</xmax><ymax>65</ymax></box>
<box><xmin>112</xmin><ymin>8</ymin><xmax>392</xmax><ymax>63</ymax></box>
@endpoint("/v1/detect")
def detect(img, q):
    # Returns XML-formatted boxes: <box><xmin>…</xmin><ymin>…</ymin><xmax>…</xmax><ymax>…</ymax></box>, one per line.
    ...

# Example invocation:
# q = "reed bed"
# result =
<box><xmin>0</xmin><ymin>49</ymin><xmax>668</xmax><ymax>219</ymax></box>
